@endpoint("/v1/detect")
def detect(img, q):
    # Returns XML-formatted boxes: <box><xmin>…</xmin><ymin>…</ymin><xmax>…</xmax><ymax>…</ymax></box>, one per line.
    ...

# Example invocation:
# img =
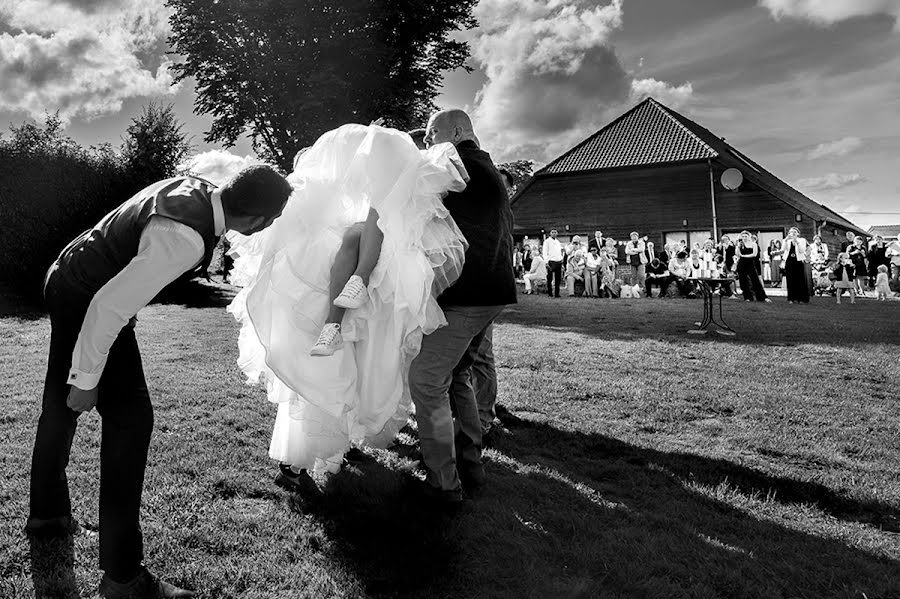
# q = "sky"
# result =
<box><xmin>1</xmin><ymin>0</ymin><xmax>898</xmax><ymax>230</ymax></box>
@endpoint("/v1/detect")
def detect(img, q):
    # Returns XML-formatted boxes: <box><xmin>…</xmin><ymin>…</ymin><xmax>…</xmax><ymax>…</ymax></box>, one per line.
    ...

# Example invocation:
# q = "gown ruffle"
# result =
<box><xmin>226</xmin><ymin>124</ymin><xmax>468</xmax><ymax>473</ymax></box>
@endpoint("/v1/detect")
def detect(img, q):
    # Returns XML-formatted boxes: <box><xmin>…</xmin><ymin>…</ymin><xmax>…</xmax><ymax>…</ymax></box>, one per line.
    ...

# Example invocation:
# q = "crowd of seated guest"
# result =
<box><xmin>511</xmin><ymin>228</ymin><xmax>900</xmax><ymax>301</ymax></box>
<box><xmin>515</xmin><ymin>230</ymin><xmax>715</xmax><ymax>299</ymax></box>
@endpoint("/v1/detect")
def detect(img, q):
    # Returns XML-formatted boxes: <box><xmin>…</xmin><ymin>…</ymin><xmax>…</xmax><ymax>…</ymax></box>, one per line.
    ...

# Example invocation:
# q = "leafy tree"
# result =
<box><xmin>167</xmin><ymin>0</ymin><xmax>477</xmax><ymax>171</ymax></box>
<box><xmin>0</xmin><ymin>115</ymin><xmax>128</xmax><ymax>294</ymax></box>
<box><xmin>498</xmin><ymin>159</ymin><xmax>534</xmax><ymax>193</ymax></box>
<box><xmin>121</xmin><ymin>102</ymin><xmax>193</xmax><ymax>184</ymax></box>
<box><xmin>6</xmin><ymin>112</ymin><xmax>81</xmax><ymax>157</ymax></box>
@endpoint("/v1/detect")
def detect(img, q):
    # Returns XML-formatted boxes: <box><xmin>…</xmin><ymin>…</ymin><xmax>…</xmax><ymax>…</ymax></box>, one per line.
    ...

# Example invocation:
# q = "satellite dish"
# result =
<box><xmin>721</xmin><ymin>168</ymin><xmax>743</xmax><ymax>191</ymax></box>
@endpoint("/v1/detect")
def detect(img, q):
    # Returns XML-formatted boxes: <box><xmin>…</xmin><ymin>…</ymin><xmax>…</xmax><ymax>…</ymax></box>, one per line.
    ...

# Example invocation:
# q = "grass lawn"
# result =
<box><xmin>1</xmin><ymin>284</ymin><xmax>899</xmax><ymax>598</ymax></box>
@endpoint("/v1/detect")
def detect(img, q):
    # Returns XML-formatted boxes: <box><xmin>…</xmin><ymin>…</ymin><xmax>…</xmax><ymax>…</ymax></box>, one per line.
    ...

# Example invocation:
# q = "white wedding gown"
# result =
<box><xmin>226</xmin><ymin>124</ymin><xmax>468</xmax><ymax>473</ymax></box>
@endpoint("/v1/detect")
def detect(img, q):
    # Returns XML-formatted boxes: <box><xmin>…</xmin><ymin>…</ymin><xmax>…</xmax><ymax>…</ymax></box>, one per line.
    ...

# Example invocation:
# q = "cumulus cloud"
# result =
<box><xmin>181</xmin><ymin>150</ymin><xmax>269</xmax><ymax>187</ymax></box>
<box><xmin>0</xmin><ymin>0</ymin><xmax>176</xmax><ymax>121</ymax></box>
<box><xmin>630</xmin><ymin>78</ymin><xmax>694</xmax><ymax>110</ymax></box>
<box><xmin>469</xmin><ymin>0</ymin><xmax>632</xmax><ymax>160</ymax></box>
<box><xmin>467</xmin><ymin>0</ymin><xmax>694</xmax><ymax>163</ymax></box>
<box><xmin>56</xmin><ymin>0</ymin><xmax>124</xmax><ymax>13</ymax></box>
<box><xmin>807</xmin><ymin>136</ymin><xmax>863</xmax><ymax>159</ymax></box>
<box><xmin>759</xmin><ymin>0</ymin><xmax>900</xmax><ymax>30</ymax></box>
<box><xmin>793</xmin><ymin>172</ymin><xmax>866</xmax><ymax>191</ymax></box>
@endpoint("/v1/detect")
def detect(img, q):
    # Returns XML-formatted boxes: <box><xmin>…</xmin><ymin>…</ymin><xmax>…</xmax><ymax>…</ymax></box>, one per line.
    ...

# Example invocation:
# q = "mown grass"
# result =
<box><xmin>1</xmin><ymin>285</ymin><xmax>898</xmax><ymax>598</ymax></box>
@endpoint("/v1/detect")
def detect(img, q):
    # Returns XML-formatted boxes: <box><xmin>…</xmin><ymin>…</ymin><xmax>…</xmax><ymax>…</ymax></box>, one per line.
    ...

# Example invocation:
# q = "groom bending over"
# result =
<box><xmin>409</xmin><ymin>109</ymin><xmax>516</xmax><ymax>503</ymax></box>
<box><xmin>26</xmin><ymin>167</ymin><xmax>291</xmax><ymax>598</ymax></box>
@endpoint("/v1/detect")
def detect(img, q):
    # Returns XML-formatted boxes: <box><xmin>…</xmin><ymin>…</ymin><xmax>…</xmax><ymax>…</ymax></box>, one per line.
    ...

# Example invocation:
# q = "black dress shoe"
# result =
<box><xmin>344</xmin><ymin>447</ymin><xmax>371</xmax><ymax>464</ymax></box>
<box><xmin>274</xmin><ymin>464</ymin><xmax>319</xmax><ymax>495</ymax></box>
<box><xmin>494</xmin><ymin>404</ymin><xmax>513</xmax><ymax>421</ymax></box>
<box><xmin>482</xmin><ymin>426</ymin><xmax>497</xmax><ymax>448</ymax></box>
<box><xmin>419</xmin><ymin>482</ymin><xmax>464</xmax><ymax>507</ymax></box>
<box><xmin>99</xmin><ymin>566</ymin><xmax>194</xmax><ymax>598</ymax></box>
<box><xmin>458</xmin><ymin>461</ymin><xmax>486</xmax><ymax>492</ymax></box>
<box><xmin>388</xmin><ymin>442</ymin><xmax>422</xmax><ymax>462</ymax></box>
<box><xmin>482</xmin><ymin>422</ymin><xmax>509</xmax><ymax>448</ymax></box>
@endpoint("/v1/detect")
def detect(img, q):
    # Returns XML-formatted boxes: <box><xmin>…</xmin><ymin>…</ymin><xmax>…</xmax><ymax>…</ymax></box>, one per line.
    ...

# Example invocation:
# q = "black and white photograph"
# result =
<box><xmin>1</xmin><ymin>1</ymin><xmax>899</xmax><ymax>597</ymax></box>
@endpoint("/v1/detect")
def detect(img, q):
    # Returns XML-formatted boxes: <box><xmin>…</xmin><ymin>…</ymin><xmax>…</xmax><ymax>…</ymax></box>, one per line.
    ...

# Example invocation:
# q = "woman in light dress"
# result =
<box><xmin>522</xmin><ymin>244</ymin><xmax>546</xmax><ymax>294</ymax></box>
<box><xmin>565</xmin><ymin>249</ymin><xmax>586</xmax><ymax>296</ymax></box>
<box><xmin>226</xmin><ymin>124</ymin><xmax>469</xmax><ymax>476</ymax></box>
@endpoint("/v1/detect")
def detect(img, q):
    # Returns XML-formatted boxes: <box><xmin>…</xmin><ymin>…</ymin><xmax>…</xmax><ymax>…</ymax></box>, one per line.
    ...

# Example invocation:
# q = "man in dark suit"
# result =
<box><xmin>27</xmin><ymin>167</ymin><xmax>292</xmax><ymax>598</ymax></box>
<box><xmin>587</xmin><ymin>230</ymin><xmax>604</xmax><ymax>253</ymax></box>
<box><xmin>410</xmin><ymin>109</ymin><xmax>516</xmax><ymax>504</ymax></box>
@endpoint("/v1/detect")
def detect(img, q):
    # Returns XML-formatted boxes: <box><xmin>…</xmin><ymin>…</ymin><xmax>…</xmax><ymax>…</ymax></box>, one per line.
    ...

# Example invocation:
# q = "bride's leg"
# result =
<box><xmin>311</xmin><ymin>223</ymin><xmax>363</xmax><ymax>356</ymax></box>
<box><xmin>333</xmin><ymin>209</ymin><xmax>381</xmax><ymax>309</ymax></box>
<box><xmin>353</xmin><ymin>208</ymin><xmax>383</xmax><ymax>286</ymax></box>
<box><xmin>326</xmin><ymin>223</ymin><xmax>364</xmax><ymax>324</ymax></box>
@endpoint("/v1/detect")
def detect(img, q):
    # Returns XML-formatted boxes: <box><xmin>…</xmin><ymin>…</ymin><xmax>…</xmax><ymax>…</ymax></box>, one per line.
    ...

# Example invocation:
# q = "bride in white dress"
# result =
<box><xmin>226</xmin><ymin>124</ymin><xmax>469</xmax><ymax>475</ymax></box>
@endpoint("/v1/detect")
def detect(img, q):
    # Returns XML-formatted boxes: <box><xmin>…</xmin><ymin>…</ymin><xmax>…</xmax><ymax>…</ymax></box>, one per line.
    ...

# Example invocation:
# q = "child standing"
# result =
<box><xmin>833</xmin><ymin>252</ymin><xmax>856</xmax><ymax>304</ymax></box>
<box><xmin>875</xmin><ymin>264</ymin><xmax>891</xmax><ymax>301</ymax></box>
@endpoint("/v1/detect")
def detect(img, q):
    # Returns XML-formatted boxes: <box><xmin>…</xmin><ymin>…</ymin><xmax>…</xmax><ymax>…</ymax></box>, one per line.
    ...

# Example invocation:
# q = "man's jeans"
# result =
<box><xmin>584</xmin><ymin>270</ymin><xmax>598</xmax><ymax>297</ymax></box>
<box><xmin>630</xmin><ymin>263</ymin><xmax>646</xmax><ymax>287</ymax></box>
<box><xmin>409</xmin><ymin>305</ymin><xmax>504</xmax><ymax>491</ymax></box>
<box><xmin>468</xmin><ymin>322</ymin><xmax>497</xmax><ymax>434</ymax></box>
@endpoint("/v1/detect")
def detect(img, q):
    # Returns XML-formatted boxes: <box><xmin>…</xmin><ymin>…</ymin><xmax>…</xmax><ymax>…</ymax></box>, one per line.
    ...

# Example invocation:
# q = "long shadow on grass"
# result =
<box><xmin>27</xmin><ymin>534</ymin><xmax>79</xmax><ymax>599</ymax></box>
<box><xmin>479</xmin><ymin>411</ymin><xmax>900</xmax><ymax>597</ymax></box>
<box><xmin>151</xmin><ymin>278</ymin><xmax>237</xmax><ymax>309</ymax></box>
<box><xmin>495</xmin><ymin>409</ymin><xmax>900</xmax><ymax>533</ymax></box>
<box><xmin>279</xmin><ymin>441</ymin><xmax>899</xmax><ymax>599</ymax></box>
<box><xmin>285</xmin><ymin>457</ymin><xmax>464</xmax><ymax>599</ymax></box>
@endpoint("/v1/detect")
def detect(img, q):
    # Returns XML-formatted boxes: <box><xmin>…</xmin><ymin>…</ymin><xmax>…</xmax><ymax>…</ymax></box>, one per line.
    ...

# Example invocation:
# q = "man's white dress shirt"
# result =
<box><xmin>543</xmin><ymin>237</ymin><xmax>562</xmax><ymax>262</ymax></box>
<box><xmin>68</xmin><ymin>193</ymin><xmax>226</xmax><ymax>390</ymax></box>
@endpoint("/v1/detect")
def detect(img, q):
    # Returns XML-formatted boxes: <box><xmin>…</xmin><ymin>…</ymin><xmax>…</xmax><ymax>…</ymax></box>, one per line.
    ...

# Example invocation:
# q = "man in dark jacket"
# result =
<box><xmin>472</xmin><ymin>168</ymin><xmax>515</xmax><ymax>445</ymax></box>
<box><xmin>587</xmin><ymin>230</ymin><xmax>605</xmax><ymax>253</ymax></box>
<box><xmin>410</xmin><ymin>109</ymin><xmax>516</xmax><ymax>503</ymax></box>
<box><xmin>645</xmin><ymin>257</ymin><xmax>673</xmax><ymax>298</ymax></box>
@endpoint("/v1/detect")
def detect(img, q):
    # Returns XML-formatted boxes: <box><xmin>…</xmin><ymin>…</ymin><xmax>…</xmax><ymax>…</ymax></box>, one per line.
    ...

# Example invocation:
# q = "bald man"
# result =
<box><xmin>411</xmin><ymin>109</ymin><xmax>516</xmax><ymax>503</ymax></box>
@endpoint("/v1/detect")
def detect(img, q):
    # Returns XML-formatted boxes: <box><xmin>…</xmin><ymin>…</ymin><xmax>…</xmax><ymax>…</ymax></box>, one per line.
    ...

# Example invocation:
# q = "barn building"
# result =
<box><xmin>868</xmin><ymin>225</ymin><xmax>900</xmax><ymax>240</ymax></box>
<box><xmin>510</xmin><ymin>97</ymin><xmax>866</xmax><ymax>256</ymax></box>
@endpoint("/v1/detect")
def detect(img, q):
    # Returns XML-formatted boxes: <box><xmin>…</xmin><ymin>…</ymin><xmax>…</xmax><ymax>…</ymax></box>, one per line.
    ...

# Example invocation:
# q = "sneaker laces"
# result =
<box><xmin>315</xmin><ymin>323</ymin><xmax>341</xmax><ymax>346</ymax></box>
<box><xmin>339</xmin><ymin>276</ymin><xmax>365</xmax><ymax>299</ymax></box>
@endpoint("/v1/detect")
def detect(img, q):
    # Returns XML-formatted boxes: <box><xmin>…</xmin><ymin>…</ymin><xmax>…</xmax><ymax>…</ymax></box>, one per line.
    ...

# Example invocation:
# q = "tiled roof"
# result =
<box><xmin>539</xmin><ymin>98</ymin><xmax>717</xmax><ymax>175</ymax></box>
<box><xmin>868</xmin><ymin>224</ymin><xmax>900</xmax><ymax>238</ymax></box>
<box><xmin>653</xmin><ymin>103</ymin><xmax>865</xmax><ymax>234</ymax></box>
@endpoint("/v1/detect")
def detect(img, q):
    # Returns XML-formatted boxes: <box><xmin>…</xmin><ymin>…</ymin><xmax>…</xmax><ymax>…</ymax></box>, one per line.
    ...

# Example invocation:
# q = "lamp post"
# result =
<box><xmin>707</xmin><ymin>159</ymin><xmax>719</xmax><ymax>243</ymax></box>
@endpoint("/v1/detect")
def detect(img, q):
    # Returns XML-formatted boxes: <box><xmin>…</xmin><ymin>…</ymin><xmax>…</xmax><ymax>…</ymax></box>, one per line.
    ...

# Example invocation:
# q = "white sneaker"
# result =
<box><xmin>310</xmin><ymin>323</ymin><xmax>343</xmax><ymax>356</ymax></box>
<box><xmin>333</xmin><ymin>275</ymin><xmax>368</xmax><ymax>309</ymax></box>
